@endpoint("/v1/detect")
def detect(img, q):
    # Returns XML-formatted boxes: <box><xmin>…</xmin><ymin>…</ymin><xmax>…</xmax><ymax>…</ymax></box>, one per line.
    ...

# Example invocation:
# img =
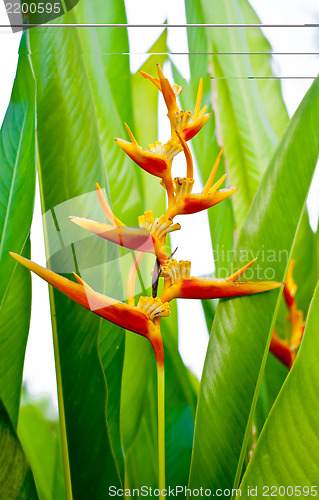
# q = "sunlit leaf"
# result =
<box><xmin>181</xmin><ymin>4</ymin><xmax>236</xmax><ymax>275</ymax></box>
<box><xmin>185</xmin><ymin>0</ymin><xmax>289</xmax><ymax>230</ymax></box>
<box><xmin>0</xmin><ymin>399</ymin><xmax>38</xmax><ymax>499</ymax></box>
<box><xmin>26</xmin><ymin>0</ymin><xmax>139</xmax><ymax>493</ymax></box>
<box><xmin>189</xmin><ymin>77</ymin><xmax>319</xmax><ymax>495</ymax></box>
<box><xmin>0</xmin><ymin>47</ymin><xmax>35</xmax><ymax>427</ymax></box>
<box><xmin>18</xmin><ymin>397</ymin><xmax>61</xmax><ymax>500</ymax></box>
<box><xmin>240</xmin><ymin>281</ymin><xmax>319</xmax><ymax>495</ymax></box>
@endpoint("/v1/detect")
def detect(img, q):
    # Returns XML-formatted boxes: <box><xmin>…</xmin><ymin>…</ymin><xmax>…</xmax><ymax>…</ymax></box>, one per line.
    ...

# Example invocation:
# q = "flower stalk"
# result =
<box><xmin>157</xmin><ymin>359</ymin><xmax>165</xmax><ymax>498</ymax></box>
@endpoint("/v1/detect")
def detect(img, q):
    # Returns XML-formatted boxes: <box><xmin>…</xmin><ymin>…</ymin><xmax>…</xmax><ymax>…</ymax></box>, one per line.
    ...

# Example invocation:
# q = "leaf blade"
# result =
<box><xmin>0</xmin><ymin>49</ymin><xmax>36</xmax><ymax>427</ymax></box>
<box><xmin>239</xmin><ymin>280</ymin><xmax>319</xmax><ymax>494</ymax></box>
<box><xmin>0</xmin><ymin>399</ymin><xmax>38</xmax><ymax>500</ymax></box>
<box><xmin>189</xmin><ymin>76</ymin><xmax>319</xmax><ymax>494</ymax></box>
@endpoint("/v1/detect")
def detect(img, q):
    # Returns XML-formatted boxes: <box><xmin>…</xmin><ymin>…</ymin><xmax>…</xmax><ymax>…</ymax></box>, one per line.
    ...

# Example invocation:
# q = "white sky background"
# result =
<box><xmin>0</xmin><ymin>0</ymin><xmax>318</xmax><ymax>409</ymax></box>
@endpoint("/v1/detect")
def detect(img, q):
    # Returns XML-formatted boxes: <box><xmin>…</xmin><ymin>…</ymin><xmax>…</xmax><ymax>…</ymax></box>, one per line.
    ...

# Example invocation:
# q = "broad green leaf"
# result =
<box><xmin>163</xmin><ymin>326</ymin><xmax>197</xmax><ymax>489</ymax></box>
<box><xmin>201</xmin><ymin>298</ymin><xmax>218</xmax><ymax>334</ymax></box>
<box><xmin>238</xmin><ymin>0</ymin><xmax>289</xmax><ymax>139</ymax></box>
<box><xmin>83</xmin><ymin>1</ymin><xmax>133</xmax><ymax>126</ymax></box>
<box><xmin>254</xmin><ymin>353</ymin><xmax>288</xmax><ymax>438</ymax></box>
<box><xmin>26</xmin><ymin>0</ymin><xmax>138</xmax><ymax>493</ymax></box>
<box><xmin>123</xmin><ymin>328</ymin><xmax>197</xmax><ymax>492</ymax></box>
<box><xmin>186</xmin><ymin>0</ymin><xmax>289</xmax><ymax>230</ymax></box>
<box><xmin>172</xmin><ymin>63</ymin><xmax>235</xmax><ymax>276</ymax></box>
<box><xmin>18</xmin><ymin>398</ymin><xmax>60</xmax><ymax>500</ymax></box>
<box><xmin>0</xmin><ymin>48</ymin><xmax>35</xmax><ymax>427</ymax></box>
<box><xmin>132</xmin><ymin>28</ymin><xmax>168</xmax><ymax>213</ymax></box>
<box><xmin>0</xmin><ymin>399</ymin><xmax>38</xmax><ymax>499</ymax></box>
<box><xmin>52</xmin><ymin>427</ymin><xmax>66</xmax><ymax>500</ymax></box>
<box><xmin>240</xmin><ymin>281</ymin><xmax>319</xmax><ymax>495</ymax></box>
<box><xmin>189</xmin><ymin>77</ymin><xmax>319</xmax><ymax>494</ymax></box>
<box><xmin>67</xmin><ymin>0</ymin><xmax>141</xmax><ymax>225</ymax></box>
<box><xmin>182</xmin><ymin>5</ymin><xmax>236</xmax><ymax>275</ymax></box>
<box><xmin>255</xmin><ymin>207</ymin><xmax>319</xmax><ymax>436</ymax></box>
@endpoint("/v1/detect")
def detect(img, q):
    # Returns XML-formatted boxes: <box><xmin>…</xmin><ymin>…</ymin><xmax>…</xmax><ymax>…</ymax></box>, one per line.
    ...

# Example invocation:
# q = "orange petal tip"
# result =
<box><xmin>156</xmin><ymin>64</ymin><xmax>165</xmax><ymax>79</ymax></box>
<box><xmin>69</xmin><ymin>216</ymin><xmax>81</xmax><ymax>224</ymax></box>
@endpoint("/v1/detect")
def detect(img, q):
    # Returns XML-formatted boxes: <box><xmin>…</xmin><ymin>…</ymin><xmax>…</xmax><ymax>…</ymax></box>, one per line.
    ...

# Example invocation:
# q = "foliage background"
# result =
<box><xmin>0</xmin><ymin>0</ymin><xmax>318</xmax><ymax>499</ymax></box>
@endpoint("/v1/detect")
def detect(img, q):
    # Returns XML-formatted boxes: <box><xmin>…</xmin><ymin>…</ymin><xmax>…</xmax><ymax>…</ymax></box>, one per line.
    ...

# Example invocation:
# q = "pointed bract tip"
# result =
<box><xmin>73</xmin><ymin>272</ymin><xmax>84</xmax><ymax>285</ymax></box>
<box><xmin>157</xmin><ymin>64</ymin><xmax>165</xmax><ymax>79</ymax></box>
<box><xmin>9</xmin><ymin>252</ymin><xmax>28</xmax><ymax>268</ymax></box>
<box><xmin>249</xmin><ymin>280</ymin><xmax>284</xmax><ymax>290</ymax></box>
<box><xmin>69</xmin><ymin>216</ymin><xmax>84</xmax><ymax>227</ymax></box>
<box><xmin>124</xmin><ymin>122</ymin><xmax>137</xmax><ymax>144</ymax></box>
<box><xmin>73</xmin><ymin>272</ymin><xmax>94</xmax><ymax>290</ymax></box>
<box><xmin>96</xmin><ymin>181</ymin><xmax>101</xmax><ymax>190</ymax></box>
<box><xmin>227</xmin><ymin>256</ymin><xmax>259</xmax><ymax>282</ymax></box>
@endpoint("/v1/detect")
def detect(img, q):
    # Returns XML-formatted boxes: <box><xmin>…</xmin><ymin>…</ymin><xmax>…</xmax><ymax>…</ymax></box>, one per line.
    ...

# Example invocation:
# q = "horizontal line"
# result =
<box><xmin>28</xmin><ymin>52</ymin><xmax>317</xmax><ymax>56</ymax></box>
<box><xmin>6</xmin><ymin>50</ymin><xmax>318</xmax><ymax>56</ymax></box>
<box><xmin>1</xmin><ymin>23</ymin><xmax>319</xmax><ymax>28</ymax></box>
<box><xmin>210</xmin><ymin>76</ymin><xmax>319</xmax><ymax>79</ymax></box>
<box><xmin>167</xmin><ymin>52</ymin><xmax>319</xmax><ymax>56</ymax></box>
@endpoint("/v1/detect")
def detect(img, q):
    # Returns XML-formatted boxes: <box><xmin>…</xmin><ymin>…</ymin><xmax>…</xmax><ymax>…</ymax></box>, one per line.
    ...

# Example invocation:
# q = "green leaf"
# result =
<box><xmin>163</xmin><ymin>326</ymin><xmax>197</xmax><ymax>489</ymax></box>
<box><xmin>0</xmin><ymin>48</ymin><xmax>36</xmax><ymax>427</ymax></box>
<box><xmin>122</xmin><ymin>319</ymin><xmax>197</xmax><ymax>491</ymax></box>
<box><xmin>201</xmin><ymin>298</ymin><xmax>218</xmax><ymax>334</ymax></box>
<box><xmin>186</xmin><ymin>0</ymin><xmax>289</xmax><ymax>230</ymax></box>
<box><xmin>132</xmin><ymin>28</ymin><xmax>169</xmax><ymax>213</ymax></box>
<box><xmin>182</xmin><ymin>5</ymin><xmax>236</xmax><ymax>276</ymax></box>
<box><xmin>255</xmin><ymin>207</ymin><xmax>319</xmax><ymax>436</ymax></box>
<box><xmin>18</xmin><ymin>398</ymin><xmax>60</xmax><ymax>500</ymax></box>
<box><xmin>52</xmin><ymin>427</ymin><xmax>66</xmax><ymax>500</ymax></box>
<box><xmin>239</xmin><ymin>281</ymin><xmax>319</xmax><ymax>495</ymax></box>
<box><xmin>188</xmin><ymin>77</ymin><xmax>319</xmax><ymax>494</ymax></box>
<box><xmin>0</xmin><ymin>399</ymin><xmax>38</xmax><ymax>499</ymax></box>
<box><xmin>238</xmin><ymin>0</ymin><xmax>289</xmax><ymax>140</ymax></box>
<box><xmin>254</xmin><ymin>352</ymin><xmax>289</xmax><ymax>438</ymax></box>
<box><xmin>255</xmin><ymin>207</ymin><xmax>319</xmax><ymax>435</ymax></box>
<box><xmin>26</xmin><ymin>0</ymin><xmax>139</xmax><ymax>493</ymax></box>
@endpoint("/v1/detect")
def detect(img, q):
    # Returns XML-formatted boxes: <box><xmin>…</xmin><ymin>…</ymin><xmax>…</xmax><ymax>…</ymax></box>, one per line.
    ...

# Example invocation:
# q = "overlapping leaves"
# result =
<box><xmin>189</xmin><ymin>77</ymin><xmax>319</xmax><ymax>494</ymax></box>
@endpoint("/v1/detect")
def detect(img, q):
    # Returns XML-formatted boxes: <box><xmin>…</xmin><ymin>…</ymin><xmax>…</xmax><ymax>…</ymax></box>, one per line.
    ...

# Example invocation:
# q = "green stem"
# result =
<box><xmin>151</xmin><ymin>328</ymin><xmax>166</xmax><ymax>498</ymax></box>
<box><xmin>157</xmin><ymin>361</ymin><xmax>165</xmax><ymax>498</ymax></box>
<box><xmin>49</xmin><ymin>292</ymin><xmax>73</xmax><ymax>500</ymax></box>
